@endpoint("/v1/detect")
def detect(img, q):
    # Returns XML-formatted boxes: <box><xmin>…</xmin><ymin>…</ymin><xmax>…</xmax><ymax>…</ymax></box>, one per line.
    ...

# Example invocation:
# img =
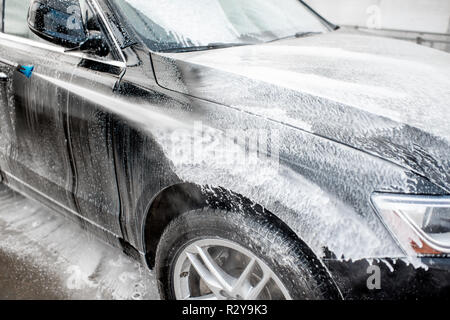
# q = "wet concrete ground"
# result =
<box><xmin>0</xmin><ymin>184</ymin><xmax>160</xmax><ymax>300</ymax></box>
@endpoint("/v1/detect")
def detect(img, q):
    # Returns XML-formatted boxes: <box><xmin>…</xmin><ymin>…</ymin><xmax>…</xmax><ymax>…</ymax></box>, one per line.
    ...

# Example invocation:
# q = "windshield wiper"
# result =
<box><xmin>294</xmin><ymin>31</ymin><xmax>323</xmax><ymax>38</ymax></box>
<box><xmin>160</xmin><ymin>32</ymin><xmax>323</xmax><ymax>52</ymax></box>
<box><xmin>267</xmin><ymin>31</ymin><xmax>323</xmax><ymax>43</ymax></box>
<box><xmin>160</xmin><ymin>42</ymin><xmax>254</xmax><ymax>53</ymax></box>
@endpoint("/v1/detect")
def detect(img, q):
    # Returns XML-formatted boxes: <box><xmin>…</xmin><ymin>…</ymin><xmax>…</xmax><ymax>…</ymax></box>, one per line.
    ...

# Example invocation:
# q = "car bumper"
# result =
<box><xmin>325</xmin><ymin>257</ymin><xmax>450</xmax><ymax>299</ymax></box>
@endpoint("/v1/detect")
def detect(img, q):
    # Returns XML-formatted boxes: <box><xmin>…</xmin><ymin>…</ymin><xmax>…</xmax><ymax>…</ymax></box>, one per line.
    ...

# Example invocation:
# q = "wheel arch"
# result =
<box><xmin>141</xmin><ymin>182</ymin><xmax>206</xmax><ymax>268</ymax></box>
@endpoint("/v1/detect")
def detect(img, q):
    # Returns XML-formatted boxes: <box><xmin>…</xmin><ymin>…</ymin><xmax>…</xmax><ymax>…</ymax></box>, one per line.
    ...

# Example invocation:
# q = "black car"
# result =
<box><xmin>0</xmin><ymin>0</ymin><xmax>449</xmax><ymax>300</ymax></box>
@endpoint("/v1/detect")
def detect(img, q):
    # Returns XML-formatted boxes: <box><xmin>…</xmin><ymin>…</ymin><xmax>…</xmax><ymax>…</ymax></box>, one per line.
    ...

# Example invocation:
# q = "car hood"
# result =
<box><xmin>152</xmin><ymin>30</ymin><xmax>450</xmax><ymax>192</ymax></box>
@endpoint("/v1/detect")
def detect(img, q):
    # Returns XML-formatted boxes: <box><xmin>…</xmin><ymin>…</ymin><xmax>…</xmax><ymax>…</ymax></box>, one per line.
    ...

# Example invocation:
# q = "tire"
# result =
<box><xmin>155</xmin><ymin>207</ymin><xmax>340</xmax><ymax>300</ymax></box>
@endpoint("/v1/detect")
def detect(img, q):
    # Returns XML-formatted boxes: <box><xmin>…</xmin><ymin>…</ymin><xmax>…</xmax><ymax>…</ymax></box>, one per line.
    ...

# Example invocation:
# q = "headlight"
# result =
<box><xmin>371</xmin><ymin>193</ymin><xmax>450</xmax><ymax>255</ymax></box>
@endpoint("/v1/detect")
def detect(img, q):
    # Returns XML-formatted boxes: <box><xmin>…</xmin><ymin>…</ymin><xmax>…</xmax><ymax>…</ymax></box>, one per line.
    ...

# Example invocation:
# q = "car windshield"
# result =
<box><xmin>111</xmin><ymin>0</ymin><xmax>329</xmax><ymax>52</ymax></box>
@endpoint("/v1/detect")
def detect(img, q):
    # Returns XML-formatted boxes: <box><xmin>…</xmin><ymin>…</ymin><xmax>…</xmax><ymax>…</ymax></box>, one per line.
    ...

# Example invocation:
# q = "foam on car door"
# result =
<box><xmin>0</xmin><ymin>0</ymin><xmax>81</xmax><ymax>211</ymax></box>
<box><xmin>0</xmin><ymin>71</ymin><xmax>11</xmax><ymax>181</ymax></box>
<box><xmin>0</xmin><ymin>37</ymin><xmax>81</xmax><ymax>212</ymax></box>
<box><xmin>66</xmin><ymin>57</ymin><xmax>124</xmax><ymax>238</ymax></box>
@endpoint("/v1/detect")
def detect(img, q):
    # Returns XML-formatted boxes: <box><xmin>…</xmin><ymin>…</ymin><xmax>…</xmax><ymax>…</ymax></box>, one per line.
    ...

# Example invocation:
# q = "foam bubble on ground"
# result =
<box><xmin>0</xmin><ymin>185</ymin><xmax>159</xmax><ymax>300</ymax></box>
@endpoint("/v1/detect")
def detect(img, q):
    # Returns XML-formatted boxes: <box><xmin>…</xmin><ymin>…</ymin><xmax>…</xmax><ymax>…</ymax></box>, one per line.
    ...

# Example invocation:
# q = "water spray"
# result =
<box><xmin>0</xmin><ymin>57</ymin><xmax>34</xmax><ymax>79</ymax></box>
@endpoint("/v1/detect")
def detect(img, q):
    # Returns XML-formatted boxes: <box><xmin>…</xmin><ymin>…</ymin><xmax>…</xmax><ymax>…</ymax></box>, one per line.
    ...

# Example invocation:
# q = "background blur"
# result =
<box><xmin>307</xmin><ymin>0</ymin><xmax>450</xmax><ymax>52</ymax></box>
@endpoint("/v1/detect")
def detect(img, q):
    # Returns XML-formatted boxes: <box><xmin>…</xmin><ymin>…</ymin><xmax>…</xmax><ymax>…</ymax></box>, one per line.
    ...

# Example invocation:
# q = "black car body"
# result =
<box><xmin>0</xmin><ymin>0</ymin><xmax>449</xmax><ymax>299</ymax></box>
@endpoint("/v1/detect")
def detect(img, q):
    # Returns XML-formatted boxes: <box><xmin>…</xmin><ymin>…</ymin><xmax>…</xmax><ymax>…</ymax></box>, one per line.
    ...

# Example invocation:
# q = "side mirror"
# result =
<box><xmin>28</xmin><ymin>0</ymin><xmax>110</xmax><ymax>56</ymax></box>
<box><xmin>28</xmin><ymin>0</ymin><xmax>87</xmax><ymax>48</ymax></box>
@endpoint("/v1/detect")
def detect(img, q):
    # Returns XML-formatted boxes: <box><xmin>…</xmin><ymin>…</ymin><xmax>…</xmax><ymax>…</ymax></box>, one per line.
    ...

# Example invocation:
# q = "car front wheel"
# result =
<box><xmin>155</xmin><ymin>207</ymin><xmax>339</xmax><ymax>300</ymax></box>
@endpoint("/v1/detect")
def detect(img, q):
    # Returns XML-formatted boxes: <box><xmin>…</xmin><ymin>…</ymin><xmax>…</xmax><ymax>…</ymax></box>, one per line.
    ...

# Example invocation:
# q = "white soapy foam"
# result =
<box><xmin>30</xmin><ymin>66</ymin><xmax>424</xmax><ymax>268</ymax></box>
<box><xmin>0</xmin><ymin>186</ymin><xmax>159</xmax><ymax>299</ymax></box>
<box><xmin>172</xmin><ymin>34</ymin><xmax>450</xmax><ymax>141</ymax></box>
<box><xmin>152</xmin><ymin>122</ymin><xmax>411</xmax><ymax>263</ymax></box>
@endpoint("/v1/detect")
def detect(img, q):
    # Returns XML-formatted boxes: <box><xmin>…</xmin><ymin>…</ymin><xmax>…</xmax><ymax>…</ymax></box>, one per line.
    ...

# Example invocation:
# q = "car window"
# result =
<box><xmin>112</xmin><ymin>0</ymin><xmax>329</xmax><ymax>52</ymax></box>
<box><xmin>3</xmin><ymin>0</ymin><xmax>45</xmax><ymax>41</ymax></box>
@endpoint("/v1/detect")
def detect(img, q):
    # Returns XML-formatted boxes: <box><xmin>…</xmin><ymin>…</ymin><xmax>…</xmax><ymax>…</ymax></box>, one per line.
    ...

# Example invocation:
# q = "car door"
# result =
<box><xmin>64</xmin><ymin>2</ymin><xmax>126</xmax><ymax>235</ymax></box>
<box><xmin>0</xmin><ymin>0</ymin><xmax>123</xmax><ymax>236</ymax></box>
<box><xmin>0</xmin><ymin>0</ymin><xmax>79</xmax><ymax>211</ymax></box>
